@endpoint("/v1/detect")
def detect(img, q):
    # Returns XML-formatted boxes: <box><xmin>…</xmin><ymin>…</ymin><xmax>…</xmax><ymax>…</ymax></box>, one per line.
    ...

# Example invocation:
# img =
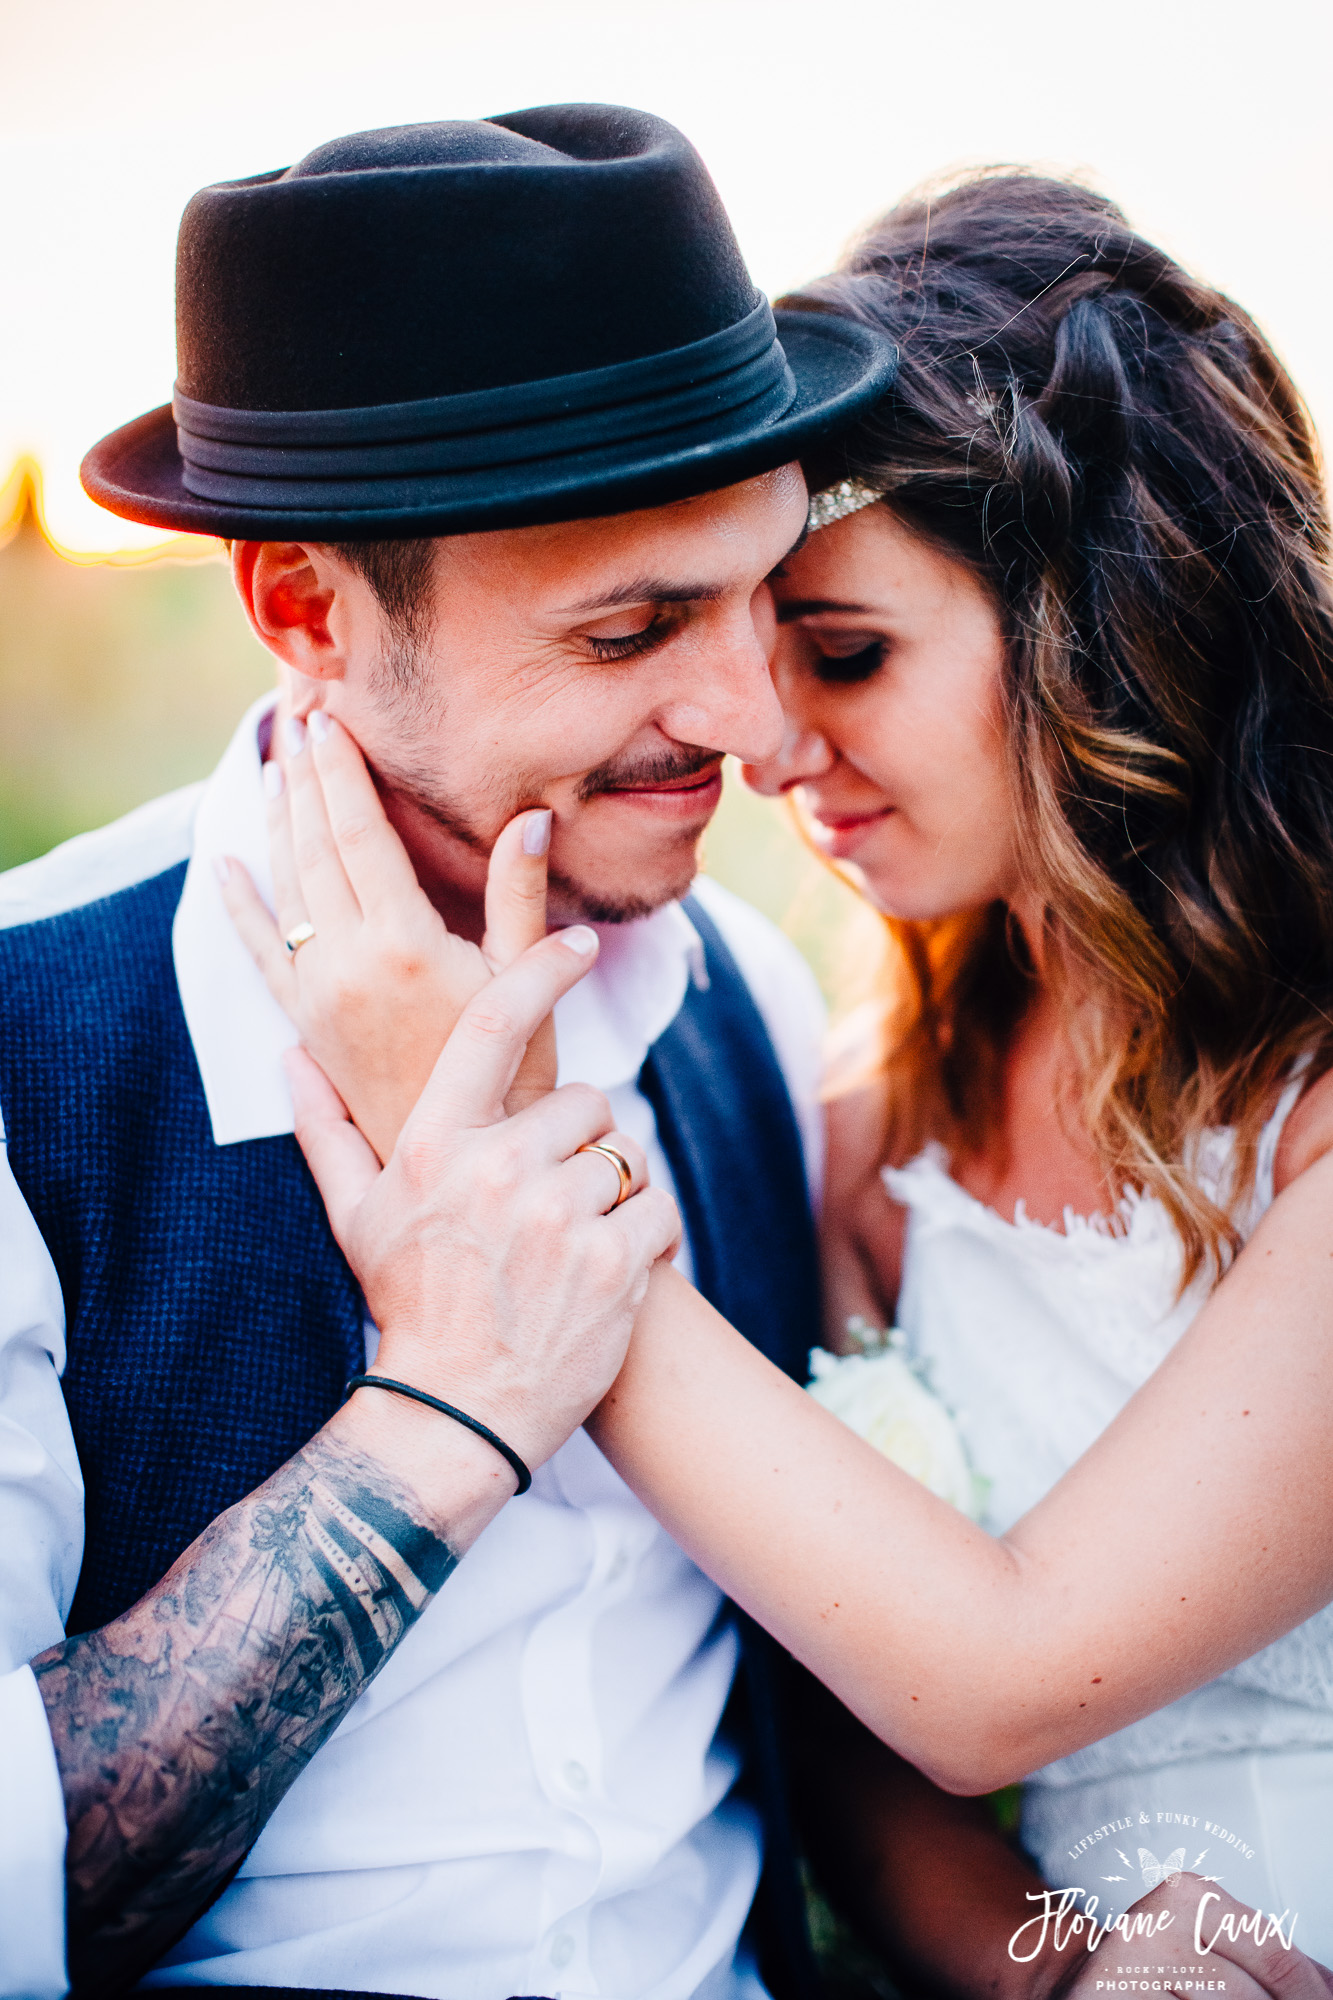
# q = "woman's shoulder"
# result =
<box><xmin>1273</xmin><ymin>1061</ymin><xmax>1333</xmax><ymax>1194</ymax></box>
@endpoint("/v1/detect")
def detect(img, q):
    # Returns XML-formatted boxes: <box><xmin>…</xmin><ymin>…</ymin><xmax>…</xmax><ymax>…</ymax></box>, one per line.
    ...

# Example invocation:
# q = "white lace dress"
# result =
<box><xmin>884</xmin><ymin>1073</ymin><xmax>1333</xmax><ymax>1952</ymax></box>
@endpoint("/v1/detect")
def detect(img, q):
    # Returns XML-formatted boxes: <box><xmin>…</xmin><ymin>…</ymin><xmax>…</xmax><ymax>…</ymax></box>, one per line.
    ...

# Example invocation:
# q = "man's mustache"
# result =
<box><xmin>372</xmin><ymin>741</ymin><xmax>722</xmax><ymax>848</ymax></box>
<box><xmin>575</xmin><ymin>744</ymin><xmax>721</xmax><ymax>803</ymax></box>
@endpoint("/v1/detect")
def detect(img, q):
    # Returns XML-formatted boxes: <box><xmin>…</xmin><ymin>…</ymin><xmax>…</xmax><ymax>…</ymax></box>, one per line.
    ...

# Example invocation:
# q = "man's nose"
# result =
<box><xmin>655</xmin><ymin>610</ymin><xmax>786</xmax><ymax>766</ymax></box>
<box><xmin>741</xmin><ymin>714</ymin><xmax>835</xmax><ymax>797</ymax></box>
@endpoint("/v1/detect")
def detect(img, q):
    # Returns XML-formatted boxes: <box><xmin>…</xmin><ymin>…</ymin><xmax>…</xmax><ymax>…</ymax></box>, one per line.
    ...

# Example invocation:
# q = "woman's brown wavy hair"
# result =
<box><xmin>789</xmin><ymin>170</ymin><xmax>1333</xmax><ymax>1278</ymax></box>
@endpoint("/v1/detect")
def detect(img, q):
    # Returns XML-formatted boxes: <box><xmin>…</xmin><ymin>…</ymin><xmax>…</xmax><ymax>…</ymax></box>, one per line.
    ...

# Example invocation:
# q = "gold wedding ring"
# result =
<box><xmin>284</xmin><ymin>921</ymin><xmax>317</xmax><ymax>958</ymax></box>
<box><xmin>576</xmin><ymin>1140</ymin><xmax>635</xmax><ymax>1210</ymax></box>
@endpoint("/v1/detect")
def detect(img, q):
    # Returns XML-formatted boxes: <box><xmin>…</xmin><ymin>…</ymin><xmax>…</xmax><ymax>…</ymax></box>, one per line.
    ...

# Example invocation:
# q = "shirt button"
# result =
<box><xmin>563</xmin><ymin>1759</ymin><xmax>589</xmax><ymax>1791</ymax></box>
<box><xmin>550</xmin><ymin>1933</ymin><xmax>576</xmax><ymax>1969</ymax></box>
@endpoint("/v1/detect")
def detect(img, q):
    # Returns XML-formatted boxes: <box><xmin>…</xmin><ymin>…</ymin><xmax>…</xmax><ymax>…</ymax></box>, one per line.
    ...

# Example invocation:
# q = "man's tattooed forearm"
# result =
<box><xmin>32</xmin><ymin>1434</ymin><xmax>457</xmax><ymax>1995</ymax></box>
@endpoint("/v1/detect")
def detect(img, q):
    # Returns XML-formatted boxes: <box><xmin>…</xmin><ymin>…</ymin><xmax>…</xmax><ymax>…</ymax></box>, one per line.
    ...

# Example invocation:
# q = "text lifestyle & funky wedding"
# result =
<box><xmin>1067</xmin><ymin>1817</ymin><xmax>1258</xmax><ymax>1864</ymax></box>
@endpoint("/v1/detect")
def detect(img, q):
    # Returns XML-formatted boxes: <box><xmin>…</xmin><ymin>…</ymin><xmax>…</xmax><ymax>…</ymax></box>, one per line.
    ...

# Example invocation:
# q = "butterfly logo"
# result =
<box><xmin>1139</xmin><ymin>1847</ymin><xmax>1186</xmax><ymax>1889</ymax></box>
<box><xmin>1103</xmin><ymin>1846</ymin><xmax>1220</xmax><ymax>1887</ymax></box>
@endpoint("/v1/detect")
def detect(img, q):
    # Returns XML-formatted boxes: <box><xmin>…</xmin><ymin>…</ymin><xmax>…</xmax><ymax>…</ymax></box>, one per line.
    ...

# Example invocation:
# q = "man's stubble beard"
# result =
<box><xmin>368</xmin><ymin>646</ymin><xmax>712</xmax><ymax>925</ymax></box>
<box><xmin>383</xmin><ymin>764</ymin><xmax>700</xmax><ymax>924</ymax></box>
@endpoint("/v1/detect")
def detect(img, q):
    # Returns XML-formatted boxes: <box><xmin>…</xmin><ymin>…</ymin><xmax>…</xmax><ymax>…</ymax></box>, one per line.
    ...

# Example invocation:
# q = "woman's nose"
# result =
<box><xmin>741</xmin><ymin>716</ymin><xmax>835</xmax><ymax>797</ymax></box>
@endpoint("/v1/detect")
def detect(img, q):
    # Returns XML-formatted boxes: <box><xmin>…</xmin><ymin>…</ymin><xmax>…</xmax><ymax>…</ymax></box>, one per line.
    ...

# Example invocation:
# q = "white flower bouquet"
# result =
<box><xmin>806</xmin><ymin>1320</ymin><xmax>986</xmax><ymax>1520</ymax></box>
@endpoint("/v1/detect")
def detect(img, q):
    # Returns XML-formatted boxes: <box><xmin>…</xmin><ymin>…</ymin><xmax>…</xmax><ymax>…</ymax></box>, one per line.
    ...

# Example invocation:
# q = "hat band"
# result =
<box><xmin>174</xmin><ymin>301</ymin><xmax>798</xmax><ymax>506</ymax></box>
<box><xmin>177</xmin><ymin>300</ymin><xmax>779</xmax><ymax>444</ymax></box>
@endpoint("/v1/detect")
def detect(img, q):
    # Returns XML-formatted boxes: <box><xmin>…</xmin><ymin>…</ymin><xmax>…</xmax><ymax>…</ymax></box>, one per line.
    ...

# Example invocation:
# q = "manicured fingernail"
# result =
<box><xmin>213</xmin><ymin>856</ymin><xmax>231</xmax><ymax>885</ymax></box>
<box><xmin>561</xmin><ymin>925</ymin><xmax>598</xmax><ymax>957</ymax></box>
<box><xmin>523</xmin><ymin>809</ymin><xmax>552</xmax><ymax>857</ymax></box>
<box><xmin>308</xmin><ymin>709</ymin><xmax>331</xmax><ymax>745</ymax></box>
<box><xmin>263</xmin><ymin>760</ymin><xmax>285</xmax><ymax>801</ymax></box>
<box><xmin>284</xmin><ymin>716</ymin><xmax>307</xmax><ymax>757</ymax></box>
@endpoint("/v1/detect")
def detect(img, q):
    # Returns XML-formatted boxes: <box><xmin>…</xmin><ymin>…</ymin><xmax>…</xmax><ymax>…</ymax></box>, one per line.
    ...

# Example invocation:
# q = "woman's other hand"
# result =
<box><xmin>1047</xmin><ymin>1875</ymin><xmax>1332</xmax><ymax>2000</ymax></box>
<box><xmin>219</xmin><ymin>710</ymin><xmax>559</xmax><ymax>1160</ymax></box>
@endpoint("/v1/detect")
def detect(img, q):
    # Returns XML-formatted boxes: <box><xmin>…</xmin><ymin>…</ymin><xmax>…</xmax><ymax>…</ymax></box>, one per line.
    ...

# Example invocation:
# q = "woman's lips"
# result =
<box><xmin>808</xmin><ymin>805</ymin><xmax>894</xmax><ymax>859</ymax></box>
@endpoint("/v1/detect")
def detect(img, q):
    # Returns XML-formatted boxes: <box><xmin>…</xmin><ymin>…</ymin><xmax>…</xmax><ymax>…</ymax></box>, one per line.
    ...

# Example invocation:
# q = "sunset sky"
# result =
<box><xmin>4</xmin><ymin>0</ymin><xmax>1331</xmax><ymax>557</ymax></box>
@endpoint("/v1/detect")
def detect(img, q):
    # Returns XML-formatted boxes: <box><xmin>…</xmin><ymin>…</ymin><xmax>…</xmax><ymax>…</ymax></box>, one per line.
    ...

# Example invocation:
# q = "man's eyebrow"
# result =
<box><xmin>775</xmin><ymin>598</ymin><xmax>877</xmax><ymax>622</ymax></box>
<box><xmin>556</xmin><ymin>578</ymin><xmax>726</xmax><ymax>615</ymax></box>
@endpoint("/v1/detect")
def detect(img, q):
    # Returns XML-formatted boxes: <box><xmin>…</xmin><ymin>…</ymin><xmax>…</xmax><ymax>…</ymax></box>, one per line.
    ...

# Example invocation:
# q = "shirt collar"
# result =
<box><xmin>173</xmin><ymin>698</ymin><xmax>706</xmax><ymax>1147</ymax></box>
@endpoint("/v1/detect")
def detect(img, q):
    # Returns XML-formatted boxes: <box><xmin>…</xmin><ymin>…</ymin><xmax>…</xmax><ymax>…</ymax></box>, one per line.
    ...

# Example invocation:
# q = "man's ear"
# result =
<box><xmin>230</xmin><ymin>542</ymin><xmax>363</xmax><ymax>688</ymax></box>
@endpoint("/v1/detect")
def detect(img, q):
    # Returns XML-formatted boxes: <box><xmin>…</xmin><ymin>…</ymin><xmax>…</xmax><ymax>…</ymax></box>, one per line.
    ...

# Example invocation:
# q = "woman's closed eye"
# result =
<box><xmin>809</xmin><ymin>632</ymin><xmax>888</xmax><ymax>684</ymax></box>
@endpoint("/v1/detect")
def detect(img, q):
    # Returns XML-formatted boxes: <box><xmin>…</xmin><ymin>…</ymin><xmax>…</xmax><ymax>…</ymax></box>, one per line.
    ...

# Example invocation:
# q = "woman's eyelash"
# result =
<box><xmin>584</xmin><ymin>616</ymin><xmax>672</xmax><ymax>661</ymax></box>
<box><xmin>813</xmin><ymin>638</ymin><xmax>887</xmax><ymax>683</ymax></box>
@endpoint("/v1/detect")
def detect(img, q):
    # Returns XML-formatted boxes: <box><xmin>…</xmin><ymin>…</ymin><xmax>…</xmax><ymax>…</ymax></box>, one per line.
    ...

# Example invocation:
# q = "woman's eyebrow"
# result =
<box><xmin>775</xmin><ymin>598</ymin><xmax>877</xmax><ymax>621</ymax></box>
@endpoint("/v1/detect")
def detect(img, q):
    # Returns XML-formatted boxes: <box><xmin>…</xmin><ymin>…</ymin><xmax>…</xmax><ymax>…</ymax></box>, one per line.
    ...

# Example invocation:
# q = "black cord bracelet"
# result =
<box><xmin>344</xmin><ymin>1373</ymin><xmax>533</xmax><ymax>1495</ymax></box>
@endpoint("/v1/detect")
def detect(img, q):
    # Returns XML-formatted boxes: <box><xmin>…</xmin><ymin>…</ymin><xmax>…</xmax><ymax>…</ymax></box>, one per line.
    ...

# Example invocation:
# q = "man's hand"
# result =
<box><xmin>296</xmin><ymin>922</ymin><xmax>681</xmax><ymax>1488</ymax></box>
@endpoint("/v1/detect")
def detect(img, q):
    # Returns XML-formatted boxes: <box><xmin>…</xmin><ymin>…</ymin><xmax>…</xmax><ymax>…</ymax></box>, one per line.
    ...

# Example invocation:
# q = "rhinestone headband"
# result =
<box><xmin>806</xmin><ymin>476</ymin><xmax>885</xmax><ymax>534</ymax></box>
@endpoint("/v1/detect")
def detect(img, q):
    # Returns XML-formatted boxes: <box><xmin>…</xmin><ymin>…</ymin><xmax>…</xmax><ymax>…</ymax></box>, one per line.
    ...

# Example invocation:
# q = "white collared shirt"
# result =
<box><xmin>0</xmin><ymin>697</ymin><xmax>825</xmax><ymax>2000</ymax></box>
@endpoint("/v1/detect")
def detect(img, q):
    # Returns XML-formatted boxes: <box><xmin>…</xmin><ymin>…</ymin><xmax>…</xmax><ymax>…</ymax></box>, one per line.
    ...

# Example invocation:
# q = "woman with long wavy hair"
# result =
<box><xmin>723</xmin><ymin>170</ymin><xmax>1333</xmax><ymax>1954</ymax></box>
<box><xmin>225</xmin><ymin>172</ymin><xmax>1333</xmax><ymax>1982</ymax></box>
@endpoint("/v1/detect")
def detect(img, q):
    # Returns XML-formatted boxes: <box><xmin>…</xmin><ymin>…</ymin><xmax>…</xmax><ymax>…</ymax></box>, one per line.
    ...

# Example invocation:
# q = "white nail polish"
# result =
<box><xmin>561</xmin><ymin>925</ymin><xmax>598</xmax><ymax>957</ymax></box>
<box><xmin>213</xmin><ymin>856</ymin><xmax>231</xmax><ymax>885</ymax></box>
<box><xmin>284</xmin><ymin>716</ymin><xmax>307</xmax><ymax>757</ymax></box>
<box><xmin>263</xmin><ymin>760</ymin><xmax>286</xmax><ymax>801</ymax></box>
<box><xmin>523</xmin><ymin>809</ymin><xmax>552</xmax><ymax>857</ymax></box>
<box><xmin>308</xmin><ymin>709</ymin><xmax>331</xmax><ymax>745</ymax></box>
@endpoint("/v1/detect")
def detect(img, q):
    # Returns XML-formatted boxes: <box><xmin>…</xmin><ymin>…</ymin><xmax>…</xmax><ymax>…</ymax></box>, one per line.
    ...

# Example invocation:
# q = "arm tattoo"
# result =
<box><xmin>32</xmin><ymin>1433</ymin><xmax>457</xmax><ymax>1995</ymax></box>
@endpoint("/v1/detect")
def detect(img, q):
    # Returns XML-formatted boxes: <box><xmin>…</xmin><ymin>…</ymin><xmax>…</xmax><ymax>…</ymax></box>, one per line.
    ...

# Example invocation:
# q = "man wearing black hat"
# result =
<box><xmin>0</xmin><ymin>107</ymin><xmax>893</xmax><ymax>1997</ymax></box>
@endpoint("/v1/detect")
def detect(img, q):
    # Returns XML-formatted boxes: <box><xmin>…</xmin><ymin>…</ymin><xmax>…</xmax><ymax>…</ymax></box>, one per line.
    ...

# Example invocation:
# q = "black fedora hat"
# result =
<box><xmin>82</xmin><ymin>104</ymin><xmax>896</xmax><ymax>541</ymax></box>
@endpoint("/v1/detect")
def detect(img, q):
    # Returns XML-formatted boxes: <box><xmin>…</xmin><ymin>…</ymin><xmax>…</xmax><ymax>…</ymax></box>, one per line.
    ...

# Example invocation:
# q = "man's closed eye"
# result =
<box><xmin>582</xmin><ymin>612</ymin><xmax>675</xmax><ymax>662</ymax></box>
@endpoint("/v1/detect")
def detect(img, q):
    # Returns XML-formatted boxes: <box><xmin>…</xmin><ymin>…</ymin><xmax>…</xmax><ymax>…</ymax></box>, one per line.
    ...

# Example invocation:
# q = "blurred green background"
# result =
<box><xmin>0</xmin><ymin>486</ymin><xmax>877</xmax><ymax>1003</ymax></box>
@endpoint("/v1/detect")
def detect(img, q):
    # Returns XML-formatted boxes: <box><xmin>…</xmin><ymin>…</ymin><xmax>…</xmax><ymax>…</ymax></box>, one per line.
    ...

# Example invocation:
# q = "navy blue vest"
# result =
<box><xmin>0</xmin><ymin>865</ymin><xmax>820</xmax><ymax>1996</ymax></box>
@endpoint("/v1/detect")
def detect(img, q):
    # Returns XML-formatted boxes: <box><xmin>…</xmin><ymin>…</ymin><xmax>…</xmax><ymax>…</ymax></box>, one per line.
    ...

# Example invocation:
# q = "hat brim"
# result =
<box><xmin>80</xmin><ymin>311</ymin><xmax>895</xmax><ymax>540</ymax></box>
